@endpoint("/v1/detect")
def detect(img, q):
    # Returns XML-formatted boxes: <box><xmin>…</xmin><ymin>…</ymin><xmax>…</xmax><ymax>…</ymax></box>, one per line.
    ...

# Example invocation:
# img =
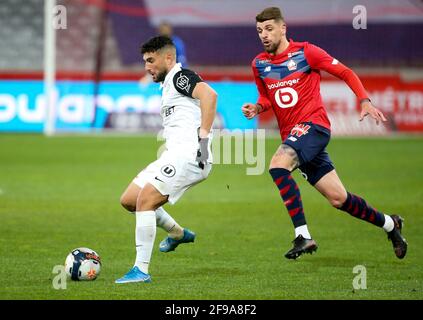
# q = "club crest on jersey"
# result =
<box><xmin>287</xmin><ymin>59</ymin><xmax>297</xmax><ymax>71</ymax></box>
<box><xmin>176</xmin><ymin>74</ymin><xmax>191</xmax><ymax>93</ymax></box>
<box><xmin>290</xmin><ymin>124</ymin><xmax>311</xmax><ymax>137</ymax></box>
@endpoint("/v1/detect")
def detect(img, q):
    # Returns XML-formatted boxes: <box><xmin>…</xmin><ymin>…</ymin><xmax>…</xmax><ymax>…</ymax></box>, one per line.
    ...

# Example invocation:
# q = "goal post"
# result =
<box><xmin>43</xmin><ymin>0</ymin><xmax>56</xmax><ymax>136</ymax></box>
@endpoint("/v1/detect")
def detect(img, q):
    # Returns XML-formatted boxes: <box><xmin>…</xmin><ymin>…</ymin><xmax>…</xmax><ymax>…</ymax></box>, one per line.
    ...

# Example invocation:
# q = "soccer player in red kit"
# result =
<box><xmin>242</xmin><ymin>7</ymin><xmax>407</xmax><ymax>259</ymax></box>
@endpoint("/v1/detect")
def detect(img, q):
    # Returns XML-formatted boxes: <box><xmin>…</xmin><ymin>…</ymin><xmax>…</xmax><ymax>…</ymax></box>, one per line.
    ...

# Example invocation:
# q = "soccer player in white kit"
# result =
<box><xmin>116</xmin><ymin>36</ymin><xmax>217</xmax><ymax>283</ymax></box>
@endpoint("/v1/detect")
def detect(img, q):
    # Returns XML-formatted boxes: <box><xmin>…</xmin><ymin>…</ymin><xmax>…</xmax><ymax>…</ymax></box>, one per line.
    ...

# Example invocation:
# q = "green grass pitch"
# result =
<box><xmin>0</xmin><ymin>134</ymin><xmax>422</xmax><ymax>299</ymax></box>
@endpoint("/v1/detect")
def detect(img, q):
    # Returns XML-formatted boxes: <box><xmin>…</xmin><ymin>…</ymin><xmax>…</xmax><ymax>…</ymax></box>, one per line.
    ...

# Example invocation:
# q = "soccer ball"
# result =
<box><xmin>64</xmin><ymin>247</ymin><xmax>101</xmax><ymax>281</ymax></box>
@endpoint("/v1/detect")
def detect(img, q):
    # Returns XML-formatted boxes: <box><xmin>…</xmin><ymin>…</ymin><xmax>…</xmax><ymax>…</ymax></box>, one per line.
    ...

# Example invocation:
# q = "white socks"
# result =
<box><xmin>134</xmin><ymin>211</ymin><xmax>156</xmax><ymax>274</ymax></box>
<box><xmin>156</xmin><ymin>207</ymin><xmax>184</xmax><ymax>239</ymax></box>
<box><xmin>383</xmin><ymin>214</ymin><xmax>394</xmax><ymax>232</ymax></box>
<box><xmin>133</xmin><ymin>208</ymin><xmax>184</xmax><ymax>274</ymax></box>
<box><xmin>293</xmin><ymin>216</ymin><xmax>394</xmax><ymax>241</ymax></box>
<box><xmin>295</xmin><ymin>225</ymin><xmax>312</xmax><ymax>239</ymax></box>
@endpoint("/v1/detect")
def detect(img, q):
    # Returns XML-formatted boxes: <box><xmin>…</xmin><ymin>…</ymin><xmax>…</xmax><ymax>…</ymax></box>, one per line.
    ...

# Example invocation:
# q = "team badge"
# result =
<box><xmin>287</xmin><ymin>59</ymin><xmax>297</xmax><ymax>71</ymax></box>
<box><xmin>161</xmin><ymin>165</ymin><xmax>176</xmax><ymax>177</ymax></box>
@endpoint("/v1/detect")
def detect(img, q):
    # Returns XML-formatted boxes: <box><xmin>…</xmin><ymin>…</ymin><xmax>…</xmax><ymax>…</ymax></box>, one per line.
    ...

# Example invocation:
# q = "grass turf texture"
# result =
<box><xmin>0</xmin><ymin>134</ymin><xmax>422</xmax><ymax>300</ymax></box>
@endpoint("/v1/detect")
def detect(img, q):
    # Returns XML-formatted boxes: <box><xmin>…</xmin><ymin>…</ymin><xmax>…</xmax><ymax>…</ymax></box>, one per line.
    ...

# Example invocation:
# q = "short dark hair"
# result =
<box><xmin>256</xmin><ymin>7</ymin><xmax>285</xmax><ymax>23</ymax></box>
<box><xmin>140</xmin><ymin>36</ymin><xmax>175</xmax><ymax>54</ymax></box>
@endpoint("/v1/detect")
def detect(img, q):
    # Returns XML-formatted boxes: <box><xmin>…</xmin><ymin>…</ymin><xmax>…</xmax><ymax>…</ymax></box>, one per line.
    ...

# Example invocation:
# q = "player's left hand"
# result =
<box><xmin>359</xmin><ymin>100</ymin><xmax>387</xmax><ymax>125</ymax></box>
<box><xmin>196</xmin><ymin>137</ymin><xmax>209</xmax><ymax>169</ymax></box>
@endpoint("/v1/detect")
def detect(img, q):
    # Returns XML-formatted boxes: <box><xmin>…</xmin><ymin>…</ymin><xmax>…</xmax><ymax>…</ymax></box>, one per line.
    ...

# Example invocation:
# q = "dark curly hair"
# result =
<box><xmin>141</xmin><ymin>36</ymin><xmax>175</xmax><ymax>54</ymax></box>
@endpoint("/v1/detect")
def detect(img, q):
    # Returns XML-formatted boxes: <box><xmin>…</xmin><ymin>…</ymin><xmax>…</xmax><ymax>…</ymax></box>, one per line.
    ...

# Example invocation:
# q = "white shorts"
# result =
<box><xmin>133</xmin><ymin>150</ymin><xmax>212</xmax><ymax>204</ymax></box>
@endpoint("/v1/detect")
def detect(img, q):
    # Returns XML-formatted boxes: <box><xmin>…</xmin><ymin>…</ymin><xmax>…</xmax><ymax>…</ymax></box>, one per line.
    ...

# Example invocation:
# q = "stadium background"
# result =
<box><xmin>1</xmin><ymin>0</ymin><xmax>422</xmax><ymax>134</ymax></box>
<box><xmin>1</xmin><ymin>0</ymin><xmax>423</xmax><ymax>301</ymax></box>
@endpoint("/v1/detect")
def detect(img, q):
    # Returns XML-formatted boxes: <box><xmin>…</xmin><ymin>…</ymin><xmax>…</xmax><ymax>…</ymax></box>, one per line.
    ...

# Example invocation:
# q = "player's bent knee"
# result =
<box><xmin>328</xmin><ymin>193</ymin><xmax>347</xmax><ymax>208</ymax></box>
<box><xmin>137</xmin><ymin>197</ymin><xmax>164</xmax><ymax>211</ymax></box>
<box><xmin>120</xmin><ymin>195</ymin><xmax>136</xmax><ymax>212</ymax></box>
<box><xmin>269</xmin><ymin>145</ymin><xmax>299</xmax><ymax>171</ymax></box>
<box><xmin>137</xmin><ymin>184</ymin><xmax>168</xmax><ymax>211</ymax></box>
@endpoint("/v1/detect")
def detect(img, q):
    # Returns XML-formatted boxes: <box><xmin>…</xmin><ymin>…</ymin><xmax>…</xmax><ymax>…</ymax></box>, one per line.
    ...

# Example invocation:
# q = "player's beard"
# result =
<box><xmin>154</xmin><ymin>69</ymin><xmax>168</xmax><ymax>83</ymax></box>
<box><xmin>264</xmin><ymin>39</ymin><xmax>281</xmax><ymax>55</ymax></box>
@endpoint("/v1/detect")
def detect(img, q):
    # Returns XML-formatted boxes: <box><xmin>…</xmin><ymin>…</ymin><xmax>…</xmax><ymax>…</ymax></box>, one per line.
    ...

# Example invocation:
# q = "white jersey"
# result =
<box><xmin>133</xmin><ymin>64</ymin><xmax>214</xmax><ymax>204</ymax></box>
<box><xmin>160</xmin><ymin>63</ymin><xmax>212</xmax><ymax>162</ymax></box>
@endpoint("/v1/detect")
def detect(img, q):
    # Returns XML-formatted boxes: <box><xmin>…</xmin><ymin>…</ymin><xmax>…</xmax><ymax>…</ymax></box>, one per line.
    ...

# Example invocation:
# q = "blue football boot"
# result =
<box><xmin>159</xmin><ymin>228</ymin><xmax>196</xmax><ymax>252</ymax></box>
<box><xmin>115</xmin><ymin>266</ymin><xmax>151</xmax><ymax>284</ymax></box>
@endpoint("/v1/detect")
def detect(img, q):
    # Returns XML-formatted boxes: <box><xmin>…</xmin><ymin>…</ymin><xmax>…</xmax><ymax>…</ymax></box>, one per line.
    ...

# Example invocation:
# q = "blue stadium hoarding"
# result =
<box><xmin>0</xmin><ymin>81</ymin><xmax>258</xmax><ymax>132</ymax></box>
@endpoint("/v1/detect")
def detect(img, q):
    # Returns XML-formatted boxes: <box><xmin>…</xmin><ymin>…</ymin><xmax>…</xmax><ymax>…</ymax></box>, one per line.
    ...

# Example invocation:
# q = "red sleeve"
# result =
<box><xmin>304</xmin><ymin>43</ymin><xmax>369</xmax><ymax>101</ymax></box>
<box><xmin>251</xmin><ymin>59</ymin><xmax>272</xmax><ymax>112</ymax></box>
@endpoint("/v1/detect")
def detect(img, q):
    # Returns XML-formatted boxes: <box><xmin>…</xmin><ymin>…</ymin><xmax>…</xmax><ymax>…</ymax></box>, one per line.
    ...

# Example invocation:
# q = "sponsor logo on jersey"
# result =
<box><xmin>267</xmin><ymin>78</ymin><xmax>300</xmax><ymax>90</ymax></box>
<box><xmin>258</xmin><ymin>59</ymin><xmax>270</xmax><ymax>64</ymax></box>
<box><xmin>274</xmin><ymin>87</ymin><xmax>298</xmax><ymax>109</ymax></box>
<box><xmin>288</xmin><ymin>51</ymin><xmax>302</xmax><ymax>58</ymax></box>
<box><xmin>287</xmin><ymin>59</ymin><xmax>297</xmax><ymax>71</ymax></box>
<box><xmin>290</xmin><ymin>124</ymin><xmax>311</xmax><ymax>137</ymax></box>
<box><xmin>163</xmin><ymin>106</ymin><xmax>175</xmax><ymax>117</ymax></box>
<box><xmin>176</xmin><ymin>74</ymin><xmax>191</xmax><ymax>93</ymax></box>
<box><xmin>264</xmin><ymin>66</ymin><xmax>271</xmax><ymax>72</ymax></box>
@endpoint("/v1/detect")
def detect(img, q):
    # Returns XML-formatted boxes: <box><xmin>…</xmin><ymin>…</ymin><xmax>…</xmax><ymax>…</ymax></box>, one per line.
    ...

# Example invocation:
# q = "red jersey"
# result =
<box><xmin>252</xmin><ymin>39</ymin><xmax>369</xmax><ymax>140</ymax></box>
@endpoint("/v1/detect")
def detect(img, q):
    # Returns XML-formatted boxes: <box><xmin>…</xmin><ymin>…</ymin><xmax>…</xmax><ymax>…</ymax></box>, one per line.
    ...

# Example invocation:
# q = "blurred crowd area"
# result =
<box><xmin>0</xmin><ymin>0</ymin><xmax>422</xmax><ymax>79</ymax></box>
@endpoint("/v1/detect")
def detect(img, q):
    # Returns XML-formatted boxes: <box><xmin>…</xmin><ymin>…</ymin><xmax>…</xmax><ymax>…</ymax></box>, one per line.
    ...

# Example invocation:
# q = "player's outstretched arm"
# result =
<box><xmin>359</xmin><ymin>99</ymin><xmax>387</xmax><ymax>125</ymax></box>
<box><xmin>305</xmin><ymin>43</ymin><xmax>387</xmax><ymax>126</ymax></box>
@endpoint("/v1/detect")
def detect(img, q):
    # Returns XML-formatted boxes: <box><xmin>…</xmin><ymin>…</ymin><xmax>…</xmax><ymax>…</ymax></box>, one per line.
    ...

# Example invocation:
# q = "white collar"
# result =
<box><xmin>160</xmin><ymin>63</ymin><xmax>182</xmax><ymax>89</ymax></box>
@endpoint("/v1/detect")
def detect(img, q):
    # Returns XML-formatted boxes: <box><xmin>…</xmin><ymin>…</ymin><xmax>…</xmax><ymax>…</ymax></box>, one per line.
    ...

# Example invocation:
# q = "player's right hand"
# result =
<box><xmin>196</xmin><ymin>137</ymin><xmax>209</xmax><ymax>170</ymax></box>
<box><xmin>241</xmin><ymin>103</ymin><xmax>259</xmax><ymax>119</ymax></box>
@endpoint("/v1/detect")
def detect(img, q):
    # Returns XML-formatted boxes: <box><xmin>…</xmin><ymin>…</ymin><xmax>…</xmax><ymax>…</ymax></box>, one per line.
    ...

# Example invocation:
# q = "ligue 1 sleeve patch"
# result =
<box><xmin>176</xmin><ymin>73</ymin><xmax>191</xmax><ymax>93</ymax></box>
<box><xmin>173</xmin><ymin>69</ymin><xmax>203</xmax><ymax>97</ymax></box>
